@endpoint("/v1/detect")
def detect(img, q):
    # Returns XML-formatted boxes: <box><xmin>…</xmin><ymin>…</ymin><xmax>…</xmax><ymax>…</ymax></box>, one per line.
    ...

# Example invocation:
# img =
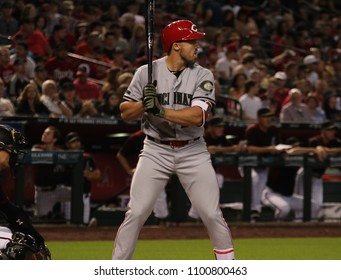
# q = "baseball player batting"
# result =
<box><xmin>112</xmin><ymin>20</ymin><xmax>234</xmax><ymax>260</ymax></box>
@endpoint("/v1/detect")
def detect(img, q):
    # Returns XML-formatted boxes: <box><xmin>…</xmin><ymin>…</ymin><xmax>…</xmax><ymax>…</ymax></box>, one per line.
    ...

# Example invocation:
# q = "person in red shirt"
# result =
<box><xmin>73</xmin><ymin>65</ymin><xmax>102</xmax><ymax>102</ymax></box>
<box><xmin>75</xmin><ymin>31</ymin><xmax>102</xmax><ymax>59</ymax></box>
<box><xmin>45</xmin><ymin>43</ymin><xmax>77</xmax><ymax>82</ymax></box>
<box><xmin>12</xmin><ymin>18</ymin><xmax>51</xmax><ymax>59</ymax></box>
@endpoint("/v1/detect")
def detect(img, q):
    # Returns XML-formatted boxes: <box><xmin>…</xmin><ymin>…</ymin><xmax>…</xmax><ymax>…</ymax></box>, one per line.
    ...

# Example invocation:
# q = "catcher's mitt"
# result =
<box><xmin>0</xmin><ymin>232</ymin><xmax>51</xmax><ymax>260</ymax></box>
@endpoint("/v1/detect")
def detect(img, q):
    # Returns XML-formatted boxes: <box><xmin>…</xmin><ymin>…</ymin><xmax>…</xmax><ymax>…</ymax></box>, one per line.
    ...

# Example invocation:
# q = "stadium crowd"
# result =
<box><xmin>0</xmin><ymin>0</ymin><xmax>340</xmax><ymax>123</ymax></box>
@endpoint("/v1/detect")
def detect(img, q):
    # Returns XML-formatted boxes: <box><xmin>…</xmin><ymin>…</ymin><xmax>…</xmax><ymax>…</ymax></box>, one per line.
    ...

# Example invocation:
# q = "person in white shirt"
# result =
<box><xmin>239</xmin><ymin>80</ymin><xmax>262</xmax><ymax>123</ymax></box>
<box><xmin>215</xmin><ymin>43</ymin><xmax>239</xmax><ymax>85</ymax></box>
<box><xmin>280</xmin><ymin>88</ymin><xmax>312</xmax><ymax>123</ymax></box>
<box><xmin>40</xmin><ymin>79</ymin><xmax>72</xmax><ymax>118</ymax></box>
<box><xmin>10</xmin><ymin>41</ymin><xmax>36</xmax><ymax>79</ymax></box>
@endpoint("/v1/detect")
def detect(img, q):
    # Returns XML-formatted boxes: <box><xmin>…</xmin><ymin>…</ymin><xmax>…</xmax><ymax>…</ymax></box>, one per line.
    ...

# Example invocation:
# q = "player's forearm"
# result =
<box><xmin>247</xmin><ymin>145</ymin><xmax>278</xmax><ymax>154</ymax></box>
<box><xmin>324</xmin><ymin>147</ymin><xmax>341</xmax><ymax>155</ymax></box>
<box><xmin>208</xmin><ymin>146</ymin><xmax>237</xmax><ymax>154</ymax></box>
<box><xmin>120</xmin><ymin>101</ymin><xmax>144</xmax><ymax>121</ymax></box>
<box><xmin>162</xmin><ymin>106</ymin><xmax>203</xmax><ymax>126</ymax></box>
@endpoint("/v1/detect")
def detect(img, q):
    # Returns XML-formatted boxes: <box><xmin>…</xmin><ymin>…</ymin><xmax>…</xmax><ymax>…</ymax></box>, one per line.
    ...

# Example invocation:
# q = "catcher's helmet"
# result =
<box><xmin>0</xmin><ymin>124</ymin><xmax>27</xmax><ymax>167</ymax></box>
<box><xmin>161</xmin><ymin>20</ymin><xmax>205</xmax><ymax>52</ymax></box>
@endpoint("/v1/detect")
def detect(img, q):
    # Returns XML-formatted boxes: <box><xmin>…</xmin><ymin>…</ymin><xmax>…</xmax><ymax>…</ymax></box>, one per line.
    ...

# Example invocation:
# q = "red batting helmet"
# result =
<box><xmin>161</xmin><ymin>20</ymin><xmax>205</xmax><ymax>52</ymax></box>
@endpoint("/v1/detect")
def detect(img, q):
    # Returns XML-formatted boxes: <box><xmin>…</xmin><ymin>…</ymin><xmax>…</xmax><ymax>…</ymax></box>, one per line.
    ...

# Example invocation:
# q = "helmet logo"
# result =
<box><xmin>191</xmin><ymin>24</ymin><xmax>198</xmax><ymax>32</ymax></box>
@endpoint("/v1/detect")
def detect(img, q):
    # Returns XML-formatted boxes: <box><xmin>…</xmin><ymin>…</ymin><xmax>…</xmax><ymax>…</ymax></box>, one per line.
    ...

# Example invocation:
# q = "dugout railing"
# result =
<box><xmin>11</xmin><ymin>151</ymin><xmax>341</xmax><ymax>224</ymax></box>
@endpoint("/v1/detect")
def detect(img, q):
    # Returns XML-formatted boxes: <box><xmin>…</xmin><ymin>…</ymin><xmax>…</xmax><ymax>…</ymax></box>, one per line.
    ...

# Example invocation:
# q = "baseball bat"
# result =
<box><xmin>67</xmin><ymin>52</ymin><xmax>113</xmax><ymax>68</ymax></box>
<box><xmin>145</xmin><ymin>0</ymin><xmax>154</xmax><ymax>84</ymax></box>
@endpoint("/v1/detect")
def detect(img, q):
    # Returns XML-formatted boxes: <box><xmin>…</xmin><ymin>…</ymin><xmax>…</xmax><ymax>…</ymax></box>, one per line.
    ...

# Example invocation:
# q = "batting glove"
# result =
<box><xmin>143</xmin><ymin>81</ymin><xmax>157</xmax><ymax>98</ymax></box>
<box><xmin>142</xmin><ymin>81</ymin><xmax>165</xmax><ymax>118</ymax></box>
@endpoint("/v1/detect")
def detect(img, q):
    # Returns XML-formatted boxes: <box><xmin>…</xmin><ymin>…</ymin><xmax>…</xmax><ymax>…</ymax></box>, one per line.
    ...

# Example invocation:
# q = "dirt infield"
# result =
<box><xmin>37</xmin><ymin>222</ymin><xmax>341</xmax><ymax>241</ymax></box>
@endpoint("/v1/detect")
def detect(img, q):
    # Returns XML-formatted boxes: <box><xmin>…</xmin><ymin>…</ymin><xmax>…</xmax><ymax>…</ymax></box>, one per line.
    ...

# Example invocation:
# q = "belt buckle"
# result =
<box><xmin>169</xmin><ymin>141</ymin><xmax>177</xmax><ymax>148</ymax></box>
<box><xmin>170</xmin><ymin>140</ymin><xmax>186</xmax><ymax>148</ymax></box>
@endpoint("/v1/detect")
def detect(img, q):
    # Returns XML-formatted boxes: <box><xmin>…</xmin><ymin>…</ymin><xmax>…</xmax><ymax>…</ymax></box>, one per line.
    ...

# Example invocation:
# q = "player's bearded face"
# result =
<box><xmin>178</xmin><ymin>40</ymin><xmax>198</xmax><ymax>67</ymax></box>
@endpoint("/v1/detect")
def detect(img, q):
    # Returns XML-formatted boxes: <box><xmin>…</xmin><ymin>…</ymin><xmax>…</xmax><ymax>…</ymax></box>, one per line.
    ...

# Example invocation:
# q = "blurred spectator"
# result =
<box><xmin>59</xmin><ymin>1</ymin><xmax>77</xmax><ymax>33</ymax></box>
<box><xmin>234</xmin><ymin>7</ymin><xmax>258</xmax><ymax>37</ymax></box>
<box><xmin>16</xmin><ymin>83</ymin><xmax>49</xmax><ymax>117</ymax></box>
<box><xmin>0</xmin><ymin>78</ymin><xmax>15</xmax><ymax>116</ymax></box>
<box><xmin>322</xmin><ymin>91</ymin><xmax>341</xmax><ymax>122</ymax></box>
<box><xmin>40</xmin><ymin>79</ymin><xmax>72</xmax><ymax>118</ymax></box>
<box><xmin>12</xmin><ymin>18</ymin><xmax>51</xmax><ymax>59</ymax></box>
<box><xmin>128</xmin><ymin>23</ymin><xmax>146</xmax><ymax>63</ymax></box>
<box><xmin>45</xmin><ymin>43</ymin><xmax>76</xmax><ymax>82</ymax></box>
<box><xmin>294</xmin><ymin>121</ymin><xmax>341</xmax><ymax>220</ymax></box>
<box><xmin>60</xmin><ymin>78</ymin><xmax>98</xmax><ymax>118</ymax></box>
<box><xmin>306</xmin><ymin>94</ymin><xmax>326</xmax><ymax>124</ymax></box>
<box><xmin>21</xmin><ymin>3</ymin><xmax>37</xmax><ymax>22</ymax></box>
<box><xmin>239</xmin><ymin>80</ymin><xmax>262</xmax><ymax>123</ymax></box>
<box><xmin>245</xmin><ymin>31</ymin><xmax>268</xmax><ymax>62</ymax></box>
<box><xmin>48</xmin><ymin>24</ymin><xmax>73</xmax><ymax>52</ymax></box>
<box><xmin>64</xmin><ymin>131</ymin><xmax>101</xmax><ymax>225</ymax></box>
<box><xmin>39</xmin><ymin>1</ymin><xmax>61</xmax><ymax>38</ymax></box>
<box><xmin>59</xmin><ymin>79</ymin><xmax>82</xmax><ymax>117</ymax></box>
<box><xmin>73</xmin><ymin>65</ymin><xmax>102</xmax><ymax>102</ymax></box>
<box><xmin>0</xmin><ymin>1</ymin><xmax>19</xmax><ymax>45</ymax></box>
<box><xmin>293</xmin><ymin>78</ymin><xmax>311</xmax><ymax>100</ymax></box>
<box><xmin>75</xmin><ymin>31</ymin><xmax>102</xmax><ymax>59</ymax></box>
<box><xmin>106</xmin><ymin>23</ymin><xmax>130</xmax><ymax>56</ymax></box>
<box><xmin>243</xmin><ymin>108</ymin><xmax>281</xmax><ymax>222</ymax></box>
<box><xmin>0</xmin><ymin>46</ymin><xmax>15</xmax><ymax>88</ymax></box>
<box><xmin>90</xmin><ymin>46</ymin><xmax>113</xmax><ymax>81</ymax></box>
<box><xmin>115</xmin><ymin>72</ymin><xmax>134</xmax><ymax>102</ymax></box>
<box><xmin>103</xmin><ymin>31</ymin><xmax>122</xmax><ymax>60</ymax></box>
<box><xmin>111</xmin><ymin>46</ymin><xmax>133</xmax><ymax>73</ymax></box>
<box><xmin>303</xmin><ymin>54</ymin><xmax>320</xmax><ymax>88</ymax></box>
<box><xmin>10</xmin><ymin>41</ymin><xmax>36</xmax><ymax>79</ymax></box>
<box><xmin>102</xmin><ymin>67</ymin><xmax>120</xmax><ymax>97</ymax></box>
<box><xmin>75</xmin><ymin>21</ymin><xmax>89</xmax><ymax>44</ymax></box>
<box><xmin>8</xmin><ymin>57</ymin><xmax>30</xmax><ymax>106</ymax></box>
<box><xmin>273</xmin><ymin>71</ymin><xmax>289</xmax><ymax>108</ymax></box>
<box><xmin>33</xmin><ymin>14</ymin><xmax>48</xmax><ymax>37</ymax></box>
<box><xmin>280</xmin><ymin>88</ymin><xmax>312</xmax><ymax>123</ymax></box>
<box><xmin>215</xmin><ymin>43</ymin><xmax>239</xmax><ymax>85</ymax></box>
<box><xmin>178</xmin><ymin>0</ymin><xmax>197</xmax><ymax>23</ymax></box>
<box><xmin>283</xmin><ymin>61</ymin><xmax>298</xmax><ymax>89</ymax></box>
<box><xmin>32</xmin><ymin>126</ymin><xmax>71</xmax><ymax>221</ymax></box>
<box><xmin>308</xmin><ymin>78</ymin><xmax>328</xmax><ymax>105</ymax></box>
<box><xmin>260</xmin><ymin>77</ymin><xmax>280</xmax><ymax>118</ymax></box>
<box><xmin>325</xmin><ymin>55</ymin><xmax>341</xmax><ymax>89</ymax></box>
<box><xmin>211</xmin><ymin>30</ymin><xmax>227</xmax><ymax>59</ymax></box>
<box><xmin>232</xmin><ymin>53</ymin><xmax>256</xmax><ymax>79</ymax></box>
<box><xmin>30</xmin><ymin>65</ymin><xmax>47</xmax><ymax>94</ymax></box>
<box><xmin>120</xmin><ymin>12</ymin><xmax>136</xmax><ymax>41</ymax></box>
<box><xmin>96</xmin><ymin>90</ymin><xmax>120</xmax><ymax>119</ymax></box>
<box><xmin>199</xmin><ymin>0</ymin><xmax>222</xmax><ymax>42</ymax></box>
<box><xmin>228</xmin><ymin>72</ymin><xmax>247</xmax><ymax>100</ymax></box>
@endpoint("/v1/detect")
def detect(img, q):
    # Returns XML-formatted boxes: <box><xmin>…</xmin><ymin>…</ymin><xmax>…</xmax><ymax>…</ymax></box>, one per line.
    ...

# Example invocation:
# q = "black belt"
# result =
<box><xmin>147</xmin><ymin>135</ymin><xmax>200</xmax><ymax>148</ymax></box>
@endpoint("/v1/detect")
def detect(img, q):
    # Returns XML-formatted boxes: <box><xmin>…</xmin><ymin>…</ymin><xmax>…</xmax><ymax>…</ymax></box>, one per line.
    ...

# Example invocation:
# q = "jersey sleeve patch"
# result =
<box><xmin>199</xmin><ymin>80</ymin><xmax>214</xmax><ymax>93</ymax></box>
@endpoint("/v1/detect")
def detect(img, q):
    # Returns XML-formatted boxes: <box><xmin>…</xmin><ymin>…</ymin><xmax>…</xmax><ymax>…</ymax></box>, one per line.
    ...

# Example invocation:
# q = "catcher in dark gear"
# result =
<box><xmin>0</xmin><ymin>124</ymin><xmax>51</xmax><ymax>260</ymax></box>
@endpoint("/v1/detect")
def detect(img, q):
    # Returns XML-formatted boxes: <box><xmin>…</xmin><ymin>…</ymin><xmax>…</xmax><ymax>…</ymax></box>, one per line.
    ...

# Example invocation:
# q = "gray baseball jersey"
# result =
<box><xmin>123</xmin><ymin>57</ymin><xmax>216</xmax><ymax>140</ymax></box>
